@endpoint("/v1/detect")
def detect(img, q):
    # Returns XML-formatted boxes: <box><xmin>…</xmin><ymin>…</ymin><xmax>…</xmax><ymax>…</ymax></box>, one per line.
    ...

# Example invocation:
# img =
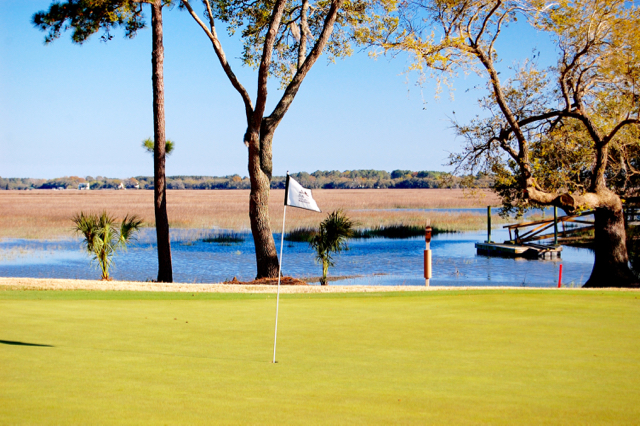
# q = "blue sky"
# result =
<box><xmin>0</xmin><ymin>0</ymin><xmax>556</xmax><ymax>179</ymax></box>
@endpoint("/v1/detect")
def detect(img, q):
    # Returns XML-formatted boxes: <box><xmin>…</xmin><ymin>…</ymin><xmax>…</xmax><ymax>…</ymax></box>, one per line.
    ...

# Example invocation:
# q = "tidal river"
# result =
<box><xmin>0</xmin><ymin>228</ymin><xmax>594</xmax><ymax>287</ymax></box>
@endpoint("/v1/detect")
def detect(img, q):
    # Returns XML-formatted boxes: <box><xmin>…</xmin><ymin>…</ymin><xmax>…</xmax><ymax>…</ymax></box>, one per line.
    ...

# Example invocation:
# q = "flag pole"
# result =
<box><xmin>273</xmin><ymin>173</ymin><xmax>289</xmax><ymax>363</ymax></box>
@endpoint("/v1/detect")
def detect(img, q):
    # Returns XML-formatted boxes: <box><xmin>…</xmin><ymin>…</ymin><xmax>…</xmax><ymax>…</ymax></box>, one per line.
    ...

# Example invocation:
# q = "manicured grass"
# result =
<box><xmin>1</xmin><ymin>290</ymin><xmax>639</xmax><ymax>424</ymax></box>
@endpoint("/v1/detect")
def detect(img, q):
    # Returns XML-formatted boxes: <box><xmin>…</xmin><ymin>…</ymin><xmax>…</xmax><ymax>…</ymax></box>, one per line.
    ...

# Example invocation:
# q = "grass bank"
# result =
<box><xmin>1</xmin><ymin>290</ymin><xmax>639</xmax><ymax>424</ymax></box>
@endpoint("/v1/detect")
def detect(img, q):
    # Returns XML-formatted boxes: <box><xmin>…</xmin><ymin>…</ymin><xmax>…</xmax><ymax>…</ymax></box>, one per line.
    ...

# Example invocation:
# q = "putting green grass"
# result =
<box><xmin>1</xmin><ymin>289</ymin><xmax>639</xmax><ymax>424</ymax></box>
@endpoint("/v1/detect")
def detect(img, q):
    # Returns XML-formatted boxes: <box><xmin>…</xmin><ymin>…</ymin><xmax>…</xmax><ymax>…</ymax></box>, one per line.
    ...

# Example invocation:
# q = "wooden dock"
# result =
<box><xmin>475</xmin><ymin>242</ymin><xmax>562</xmax><ymax>259</ymax></box>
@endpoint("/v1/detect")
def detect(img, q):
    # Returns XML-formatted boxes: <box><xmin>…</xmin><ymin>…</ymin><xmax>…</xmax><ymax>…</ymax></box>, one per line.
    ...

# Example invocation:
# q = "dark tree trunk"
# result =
<box><xmin>182</xmin><ymin>0</ymin><xmax>343</xmax><ymax>280</ymax></box>
<box><xmin>248</xmin><ymin>126</ymin><xmax>279</xmax><ymax>278</ymax></box>
<box><xmin>151</xmin><ymin>2</ymin><xmax>173</xmax><ymax>283</ymax></box>
<box><xmin>584</xmin><ymin>206</ymin><xmax>638</xmax><ymax>288</ymax></box>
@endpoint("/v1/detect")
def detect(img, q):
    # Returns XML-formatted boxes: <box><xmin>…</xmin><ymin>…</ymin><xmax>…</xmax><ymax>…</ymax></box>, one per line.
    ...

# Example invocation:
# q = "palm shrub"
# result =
<box><xmin>310</xmin><ymin>210</ymin><xmax>354</xmax><ymax>285</ymax></box>
<box><xmin>142</xmin><ymin>138</ymin><xmax>174</xmax><ymax>155</ymax></box>
<box><xmin>72</xmin><ymin>211</ymin><xmax>143</xmax><ymax>280</ymax></box>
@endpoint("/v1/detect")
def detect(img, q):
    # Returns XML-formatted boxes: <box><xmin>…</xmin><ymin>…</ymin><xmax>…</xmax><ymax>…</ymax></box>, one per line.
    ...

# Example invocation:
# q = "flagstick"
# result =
<box><xmin>272</xmin><ymin>204</ymin><xmax>287</xmax><ymax>363</ymax></box>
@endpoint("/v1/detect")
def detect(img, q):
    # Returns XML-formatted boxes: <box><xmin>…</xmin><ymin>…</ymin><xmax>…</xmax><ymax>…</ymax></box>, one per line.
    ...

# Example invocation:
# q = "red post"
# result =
<box><xmin>557</xmin><ymin>264</ymin><xmax>563</xmax><ymax>288</ymax></box>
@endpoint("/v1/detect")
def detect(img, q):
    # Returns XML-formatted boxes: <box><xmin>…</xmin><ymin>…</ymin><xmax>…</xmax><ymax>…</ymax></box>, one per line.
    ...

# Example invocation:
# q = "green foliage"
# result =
<box><xmin>72</xmin><ymin>211</ymin><xmax>142</xmax><ymax>280</ymax></box>
<box><xmin>205</xmin><ymin>0</ymin><xmax>397</xmax><ymax>88</ymax></box>
<box><xmin>32</xmin><ymin>0</ymin><xmax>148</xmax><ymax>44</ymax></box>
<box><xmin>271</xmin><ymin>169</ymin><xmax>480</xmax><ymax>189</ymax></box>
<box><xmin>142</xmin><ymin>138</ymin><xmax>175</xmax><ymax>156</ymax></box>
<box><xmin>3</xmin><ymin>170</ymin><xmax>492</xmax><ymax>191</ymax></box>
<box><xmin>391</xmin><ymin>169</ymin><xmax>412</xmax><ymax>179</ymax></box>
<box><xmin>309</xmin><ymin>210</ymin><xmax>354</xmax><ymax>285</ymax></box>
<box><xmin>1</xmin><ymin>170</ymin><xmax>489</xmax><ymax>191</ymax></box>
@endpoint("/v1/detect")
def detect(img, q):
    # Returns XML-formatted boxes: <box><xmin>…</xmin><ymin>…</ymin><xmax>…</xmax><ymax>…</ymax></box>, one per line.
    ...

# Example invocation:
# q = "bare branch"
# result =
<box><xmin>182</xmin><ymin>0</ymin><xmax>254</xmax><ymax>121</ymax></box>
<box><xmin>297</xmin><ymin>0</ymin><xmax>310</xmax><ymax>69</ymax></box>
<box><xmin>474</xmin><ymin>0</ymin><xmax>502</xmax><ymax>46</ymax></box>
<box><xmin>252</xmin><ymin>0</ymin><xmax>289</xmax><ymax>129</ymax></box>
<box><xmin>267</xmin><ymin>0</ymin><xmax>345</xmax><ymax>128</ymax></box>
<box><xmin>604</xmin><ymin>118</ymin><xmax>640</xmax><ymax>144</ymax></box>
<box><xmin>489</xmin><ymin>7</ymin><xmax>512</xmax><ymax>54</ymax></box>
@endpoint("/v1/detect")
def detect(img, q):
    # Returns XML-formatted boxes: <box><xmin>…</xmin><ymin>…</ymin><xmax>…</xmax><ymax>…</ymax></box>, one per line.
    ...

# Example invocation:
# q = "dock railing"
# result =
<box><xmin>624</xmin><ymin>197</ymin><xmax>640</xmax><ymax>225</ymax></box>
<box><xmin>504</xmin><ymin>210</ymin><xmax>595</xmax><ymax>245</ymax></box>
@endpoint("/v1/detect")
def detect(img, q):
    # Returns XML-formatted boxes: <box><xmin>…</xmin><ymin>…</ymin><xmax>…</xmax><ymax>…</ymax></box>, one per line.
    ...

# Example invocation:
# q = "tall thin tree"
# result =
<box><xmin>34</xmin><ymin>0</ymin><xmax>174</xmax><ymax>282</ymax></box>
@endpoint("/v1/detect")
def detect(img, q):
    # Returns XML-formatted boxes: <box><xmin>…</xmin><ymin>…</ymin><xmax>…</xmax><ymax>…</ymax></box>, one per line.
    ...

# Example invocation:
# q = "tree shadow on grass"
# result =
<box><xmin>0</xmin><ymin>340</ymin><xmax>53</xmax><ymax>347</ymax></box>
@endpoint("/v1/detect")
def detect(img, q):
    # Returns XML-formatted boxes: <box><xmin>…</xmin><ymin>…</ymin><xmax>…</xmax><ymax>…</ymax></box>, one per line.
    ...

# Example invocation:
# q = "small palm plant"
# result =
<box><xmin>142</xmin><ymin>138</ymin><xmax>174</xmax><ymax>155</ymax></box>
<box><xmin>72</xmin><ymin>211</ymin><xmax>143</xmax><ymax>280</ymax></box>
<box><xmin>310</xmin><ymin>210</ymin><xmax>354</xmax><ymax>285</ymax></box>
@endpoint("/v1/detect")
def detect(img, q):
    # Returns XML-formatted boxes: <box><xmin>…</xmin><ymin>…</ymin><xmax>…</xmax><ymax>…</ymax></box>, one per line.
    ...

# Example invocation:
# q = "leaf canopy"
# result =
<box><xmin>203</xmin><ymin>0</ymin><xmax>397</xmax><ymax>87</ymax></box>
<box><xmin>32</xmin><ymin>0</ymin><xmax>151</xmax><ymax>44</ymax></box>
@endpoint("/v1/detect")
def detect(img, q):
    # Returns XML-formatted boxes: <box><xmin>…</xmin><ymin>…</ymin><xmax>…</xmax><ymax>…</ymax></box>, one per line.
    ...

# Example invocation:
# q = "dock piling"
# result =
<box><xmin>554</xmin><ymin>207</ymin><xmax>558</xmax><ymax>246</ymax></box>
<box><xmin>486</xmin><ymin>206</ymin><xmax>492</xmax><ymax>243</ymax></box>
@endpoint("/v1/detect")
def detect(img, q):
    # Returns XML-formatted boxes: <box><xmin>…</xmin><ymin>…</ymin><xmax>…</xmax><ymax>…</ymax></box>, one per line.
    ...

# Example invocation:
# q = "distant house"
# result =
<box><xmin>117</xmin><ymin>183</ymin><xmax>126</xmax><ymax>190</ymax></box>
<box><xmin>78</xmin><ymin>183</ymin><xmax>90</xmax><ymax>190</ymax></box>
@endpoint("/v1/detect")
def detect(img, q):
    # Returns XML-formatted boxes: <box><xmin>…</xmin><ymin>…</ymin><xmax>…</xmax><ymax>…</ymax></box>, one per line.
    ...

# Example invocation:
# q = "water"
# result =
<box><xmin>352</xmin><ymin>207</ymin><xmax>555</xmax><ymax>216</ymax></box>
<box><xmin>0</xmin><ymin>228</ymin><xmax>594</xmax><ymax>287</ymax></box>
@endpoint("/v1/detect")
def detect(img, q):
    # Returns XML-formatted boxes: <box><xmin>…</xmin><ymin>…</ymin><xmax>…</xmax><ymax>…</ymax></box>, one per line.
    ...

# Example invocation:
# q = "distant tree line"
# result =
<box><xmin>0</xmin><ymin>176</ymin><xmax>138</xmax><ymax>190</ymax></box>
<box><xmin>0</xmin><ymin>170</ymin><xmax>492</xmax><ymax>191</ymax></box>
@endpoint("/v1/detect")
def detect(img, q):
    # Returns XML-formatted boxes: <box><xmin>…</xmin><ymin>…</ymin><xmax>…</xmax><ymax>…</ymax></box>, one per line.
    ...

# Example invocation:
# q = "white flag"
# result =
<box><xmin>285</xmin><ymin>175</ymin><xmax>321</xmax><ymax>212</ymax></box>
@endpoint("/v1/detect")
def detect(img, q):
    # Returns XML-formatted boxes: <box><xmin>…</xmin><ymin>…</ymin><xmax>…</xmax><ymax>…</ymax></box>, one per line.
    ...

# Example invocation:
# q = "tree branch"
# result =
<box><xmin>564</xmin><ymin>110</ymin><xmax>603</xmax><ymax>146</ymax></box>
<box><xmin>297</xmin><ymin>0</ymin><xmax>310</xmax><ymax>69</ymax></box>
<box><xmin>489</xmin><ymin>7</ymin><xmax>511</xmax><ymax>54</ymax></box>
<box><xmin>474</xmin><ymin>0</ymin><xmax>502</xmax><ymax>46</ymax></box>
<box><xmin>252</xmin><ymin>0</ymin><xmax>289</xmax><ymax>129</ymax></box>
<box><xmin>182</xmin><ymin>0</ymin><xmax>254</xmax><ymax>122</ymax></box>
<box><xmin>267</xmin><ymin>0</ymin><xmax>345</xmax><ymax>129</ymax></box>
<box><xmin>474</xmin><ymin>47</ymin><xmax>531</xmax><ymax>176</ymax></box>
<box><xmin>493</xmin><ymin>136</ymin><xmax>519</xmax><ymax>161</ymax></box>
<box><xmin>604</xmin><ymin>118</ymin><xmax>640</xmax><ymax>144</ymax></box>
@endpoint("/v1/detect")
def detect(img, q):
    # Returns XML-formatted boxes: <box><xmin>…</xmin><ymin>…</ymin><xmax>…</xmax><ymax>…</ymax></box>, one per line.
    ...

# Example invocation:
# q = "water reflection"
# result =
<box><xmin>0</xmin><ymin>228</ymin><xmax>593</xmax><ymax>287</ymax></box>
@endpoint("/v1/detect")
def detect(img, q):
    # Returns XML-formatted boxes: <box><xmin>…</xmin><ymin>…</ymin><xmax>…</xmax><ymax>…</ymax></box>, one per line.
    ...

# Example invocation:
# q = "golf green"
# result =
<box><xmin>1</xmin><ymin>290</ymin><xmax>639</xmax><ymax>424</ymax></box>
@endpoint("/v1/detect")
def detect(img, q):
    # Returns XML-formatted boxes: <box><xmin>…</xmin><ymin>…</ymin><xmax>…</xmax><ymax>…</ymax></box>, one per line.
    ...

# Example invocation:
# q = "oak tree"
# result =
<box><xmin>385</xmin><ymin>0</ymin><xmax>639</xmax><ymax>287</ymax></box>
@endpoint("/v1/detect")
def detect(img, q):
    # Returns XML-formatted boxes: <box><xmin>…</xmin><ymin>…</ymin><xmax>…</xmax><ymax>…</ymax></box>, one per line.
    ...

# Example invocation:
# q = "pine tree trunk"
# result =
<box><xmin>151</xmin><ymin>2</ymin><xmax>173</xmax><ymax>283</ymax></box>
<box><xmin>584</xmin><ymin>206</ymin><xmax>638</xmax><ymax>288</ymax></box>
<box><xmin>248</xmin><ymin>128</ymin><xmax>279</xmax><ymax>278</ymax></box>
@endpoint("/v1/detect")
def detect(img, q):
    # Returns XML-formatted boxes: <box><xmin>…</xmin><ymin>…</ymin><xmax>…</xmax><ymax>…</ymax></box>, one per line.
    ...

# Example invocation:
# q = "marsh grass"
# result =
<box><xmin>353</xmin><ymin>224</ymin><xmax>432</xmax><ymax>239</ymax></box>
<box><xmin>285</xmin><ymin>227</ymin><xmax>317</xmax><ymax>242</ymax></box>
<box><xmin>0</xmin><ymin>189</ymin><xmax>503</xmax><ymax>239</ymax></box>
<box><xmin>0</xmin><ymin>245</ymin><xmax>67</xmax><ymax>262</ymax></box>
<box><xmin>286</xmin><ymin>224</ymin><xmax>458</xmax><ymax>241</ymax></box>
<box><xmin>201</xmin><ymin>231</ymin><xmax>245</xmax><ymax>244</ymax></box>
<box><xmin>0</xmin><ymin>247</ymin><xmax>40</xmax><ymax>262</ymax></box>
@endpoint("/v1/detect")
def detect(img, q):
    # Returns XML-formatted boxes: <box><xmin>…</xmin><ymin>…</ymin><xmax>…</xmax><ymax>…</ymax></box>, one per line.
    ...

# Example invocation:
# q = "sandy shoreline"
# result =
<box><xmin>1</xmin><ymin>277</ymin><xmax>637</xmax><ymax>293</ymax></box>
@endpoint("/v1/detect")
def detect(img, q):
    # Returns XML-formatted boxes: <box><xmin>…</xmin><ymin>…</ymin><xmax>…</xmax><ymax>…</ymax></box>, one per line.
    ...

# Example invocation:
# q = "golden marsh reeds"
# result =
<box><xmin>0</xmin><ymin>189</ymin><xmax>503</xmax><ymax>239</ymax></box>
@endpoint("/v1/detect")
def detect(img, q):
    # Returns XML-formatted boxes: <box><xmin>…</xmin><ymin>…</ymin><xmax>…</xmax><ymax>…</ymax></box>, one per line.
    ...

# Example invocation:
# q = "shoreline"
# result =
<box><xmin>1</xmin><ymin>277</ymin><xmax>637</xmax><ymax>293</ymax></box>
